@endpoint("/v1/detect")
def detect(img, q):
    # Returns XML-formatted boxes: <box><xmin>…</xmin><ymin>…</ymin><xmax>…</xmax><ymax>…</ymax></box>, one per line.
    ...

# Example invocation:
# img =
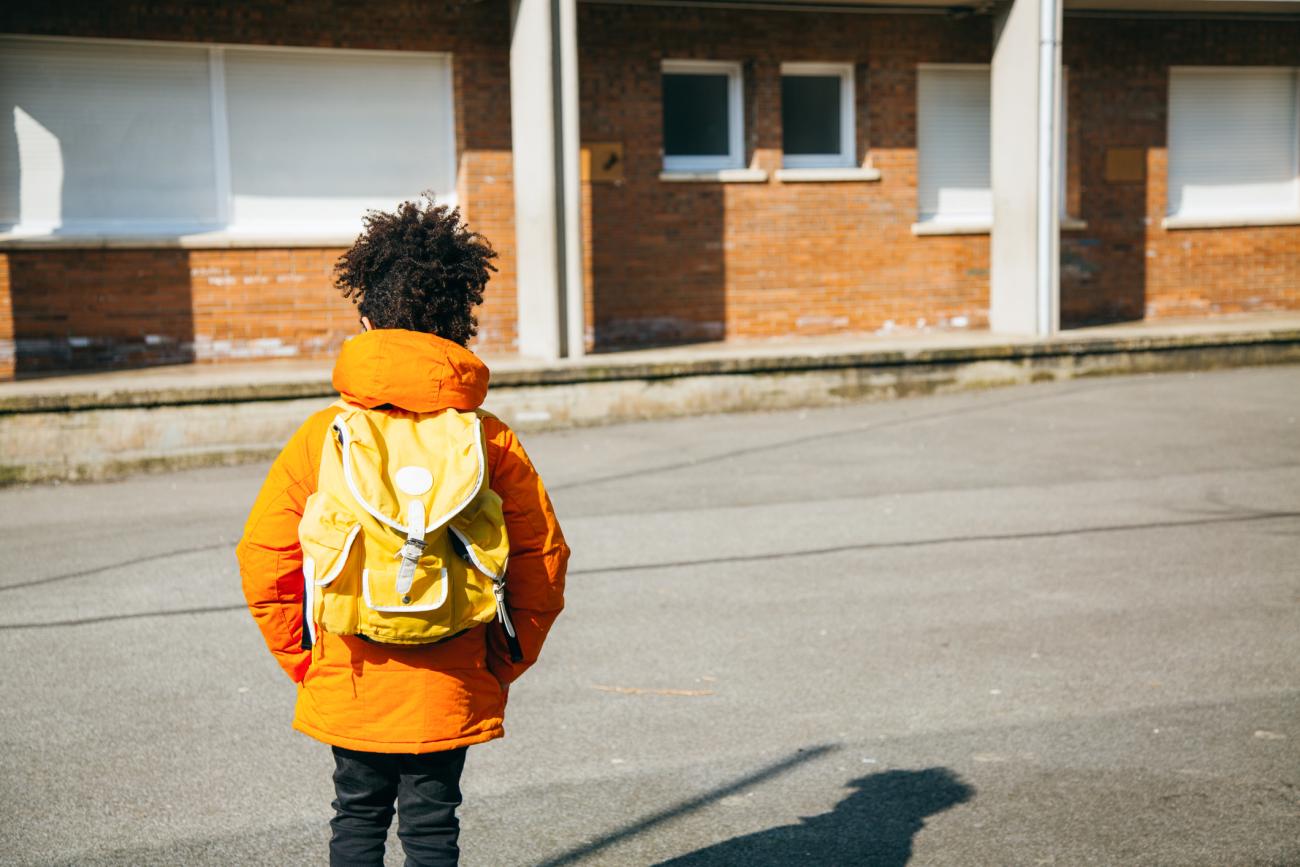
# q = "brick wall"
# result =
<box><xmin>2</xmin><ymin>4</ymin><xmax>1296</xmax><ymax>379</ymax></box>
<box><xmin>576</xmin><ymin>6</ymin><xmax>1300</xmax><ymax>347</ymax></box>
<box><xmin>1062</xmin><ymin>17</ymin><xmax>1300</xmax><ymax>325</ymax></box>
<box><xmin>0</xmin><ymin>254</ymin><xmax>12</xmax><ymax>379</ymax></box>
<box><xmin>9</xmin><ymin>249</ymin><xmax>198</xmax><ymax>372</ymax></box>
<box><xmin>0</xmin><ymin>0</ymin><xmax>518</xmax><ymax>378</ymax></box>
<box><xmin>578</xmin><ymin>6</ymin><xmax>994</xmax><ymax>348</ymax></box>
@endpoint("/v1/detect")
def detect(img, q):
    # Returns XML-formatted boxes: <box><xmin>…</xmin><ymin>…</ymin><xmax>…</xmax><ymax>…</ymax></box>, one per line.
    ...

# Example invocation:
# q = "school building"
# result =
<box><xmin>1</xmin><ymin>0</ymin><xmax>1298</xmax><ymax>379</ymax></box>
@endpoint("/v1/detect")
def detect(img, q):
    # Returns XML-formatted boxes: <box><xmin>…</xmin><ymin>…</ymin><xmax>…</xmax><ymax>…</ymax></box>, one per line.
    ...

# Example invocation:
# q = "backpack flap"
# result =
<box><xmin>334</xmin><ymin>408</ymin><xmax>485</xmax><ymax>535</ymax></box>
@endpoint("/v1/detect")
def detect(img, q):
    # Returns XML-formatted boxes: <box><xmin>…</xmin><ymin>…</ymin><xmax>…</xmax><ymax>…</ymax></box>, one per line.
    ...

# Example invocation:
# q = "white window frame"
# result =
<box><xmin>661</xmin><ymin>60</ymin><xmax>745</xmax><ymax>173</ymax></box>
<box><xmin>913</xmin><ymin>63</ymin><xmax>993</xmax><ymax>235</ymax></box>
<box><xmin>0</xmin><ymin>34</ymin><xmax>457</xmax><ymax>247</ymax></box>
<box><xmin>909</xmin><ymin>64</ymin><xmax>1077</xmax><ymax>234</ymax></box>
<box><xmin>1164</xmin><ymin>65</ymin><xmax>1300</xmax><ymax>230</ymax></box>
<box><xmin>1059</xmin><ymin>66</ymin><xmax>1084</xmax><ymax>227</ymax></box>
<box><xmin>779</xmin><ymin>62</ymin><xmax>855</xmax><ymax>170</ymax></box>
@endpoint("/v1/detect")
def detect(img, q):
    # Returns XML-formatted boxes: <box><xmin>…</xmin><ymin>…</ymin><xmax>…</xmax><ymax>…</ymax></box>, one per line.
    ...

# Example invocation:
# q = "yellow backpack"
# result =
<box><xmin>298</xmin><ymin>400</ymin><xmax>521</xmax><ymax>658</ymax></box>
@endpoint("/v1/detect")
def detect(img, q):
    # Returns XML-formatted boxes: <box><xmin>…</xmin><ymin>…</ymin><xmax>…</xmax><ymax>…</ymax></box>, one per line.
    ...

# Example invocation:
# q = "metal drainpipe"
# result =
<box><xmin>1036</xmin><ymin>0</ymin><xmax>1062</xmax><ymax>337</ymax></box>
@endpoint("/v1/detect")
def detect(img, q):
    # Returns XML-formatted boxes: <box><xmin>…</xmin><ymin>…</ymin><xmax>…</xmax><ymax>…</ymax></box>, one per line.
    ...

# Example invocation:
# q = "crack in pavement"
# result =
<box><xmin>567</xmin><ymin>510</ymin><xmax>1300</xmax><ymax>576</ymax></box>
<box><xmin>6</xmin><ymin>510</ymin><xmax>1295</xmax><ymax>631</ymax></box>
<box><xmin>0</xmin><ymin>542</ymin><xmax>231</xmax><ymax>593</ymax></box>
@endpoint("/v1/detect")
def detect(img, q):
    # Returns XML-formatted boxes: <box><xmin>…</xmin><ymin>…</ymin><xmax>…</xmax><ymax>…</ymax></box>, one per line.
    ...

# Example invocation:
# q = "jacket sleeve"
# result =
<box><xmin>483</xmin><ymin>417</ymin><xmax>569</xmax><ymax>686</ymax></box>
<box><xmin>235</xmin><ymin>413</ymin><xmax>326</xmax><ymax>683</ymax></box>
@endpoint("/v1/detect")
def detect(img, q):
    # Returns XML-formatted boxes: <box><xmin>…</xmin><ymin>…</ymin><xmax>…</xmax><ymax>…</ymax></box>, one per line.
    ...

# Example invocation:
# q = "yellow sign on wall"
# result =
<box><xmin>1105</xmin><ymin>147</ymin><xmax>1146</xmax><ymax>183</ymax></box>
<box><xmin>582</xmin><ymin>142</ymin><xmax>624</xmax><ymax>183</ymax></box>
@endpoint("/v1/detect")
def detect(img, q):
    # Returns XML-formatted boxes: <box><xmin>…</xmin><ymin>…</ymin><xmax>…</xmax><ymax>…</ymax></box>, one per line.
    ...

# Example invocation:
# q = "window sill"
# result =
<box><xmin>1162</xmin><ymin>212</ymin><xmax>1300</xmax><ymax>230</ymax></box>
<box><xmin>774</xmin><ymin>167</ymin><xmax>881</xmax><ymax>183</ymax></box>
<box><xmin>659</xmin><ymin>169</ymin><xmax>769</xmax><ymax>184</ymax></box>
<box><xmin>0</xmin><ymin>229</ymin><xmax>361</xmax><ymax>250</ymax></box>
<box><xmin>910</xmin><ymin>216</ymin><xmax>1088</xmax><ymax>236</ymax></box>
<box><xmin>911</xmin><ymin>218</ymin><xmax>992</xmax><ymax>236</ymax></box>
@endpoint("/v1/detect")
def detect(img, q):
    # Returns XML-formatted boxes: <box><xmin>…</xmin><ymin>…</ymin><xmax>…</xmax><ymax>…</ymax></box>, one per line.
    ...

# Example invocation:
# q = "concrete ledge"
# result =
<box><xmin>774</xmin><ymin>167</ymin><xmax>881</xmax><ymax>183</ymax></box>
<box><xmin>3</xmin><ymin>322</ymin><xmax>1299</xmax><ymax>484</ymax></box>
<box><xmin>911</xmin><ymin>219</ymin><xmax>992</xmax><ymax>236</ymax></box>
<box><xmin>1162</xmin><ymin>213</ymin><xmax>1300</xmax><ymax>231</ymax></box>
<box><xmin>658</xmin><ymin>169</ymin><xmax>769</xmax><ymax>183</ymax></box>
<box><xmin>0</xmin><ymin>378</ymin><xmax>337</xmax><ymax>414</ymax></box>
<box><xmin>0</xmin><ymin>232</ymin><xmax>359</xmax><ymax>250</ymax></box>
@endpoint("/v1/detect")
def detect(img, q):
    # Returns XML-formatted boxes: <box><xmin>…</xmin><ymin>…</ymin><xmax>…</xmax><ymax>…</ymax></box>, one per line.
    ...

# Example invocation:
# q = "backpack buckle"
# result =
<box><xmin>395</xmin><ymin>535</ymin><xmax>427</xmax><ymax>595</ymax></box>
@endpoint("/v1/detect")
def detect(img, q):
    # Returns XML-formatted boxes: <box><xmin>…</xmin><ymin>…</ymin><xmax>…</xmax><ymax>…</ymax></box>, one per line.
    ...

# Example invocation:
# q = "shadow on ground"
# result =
<box><xmin>657</xmin><ymin>767</ymin><xmax>974</xmax><ymax>867</ymax></box>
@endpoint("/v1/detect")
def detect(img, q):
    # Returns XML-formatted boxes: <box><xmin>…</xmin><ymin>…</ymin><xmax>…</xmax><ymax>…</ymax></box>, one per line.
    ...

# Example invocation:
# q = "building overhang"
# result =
<box><xmin>1066</xmin><ymin>0</ymin><xmax>1300</xmax><ymax>16</ymax></box>
<box><xmin>578</xmin><ymin>0</ymin><xmax>1300</xmax><ymax>18</ymax></box>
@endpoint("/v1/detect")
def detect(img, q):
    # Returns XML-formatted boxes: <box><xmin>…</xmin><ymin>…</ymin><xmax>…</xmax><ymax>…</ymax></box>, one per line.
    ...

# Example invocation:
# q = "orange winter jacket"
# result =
<box><xmin>236</xmin><ymin>329</ymin><xmax>568</xmax><ymax>754</ymax></box>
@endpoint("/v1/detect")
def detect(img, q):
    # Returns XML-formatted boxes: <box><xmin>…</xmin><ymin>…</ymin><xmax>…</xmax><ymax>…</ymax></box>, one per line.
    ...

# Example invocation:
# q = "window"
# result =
<box><xmin>661</xmin><ymin>60</ymin><xmax>744</xmax><ymax>172</ymax></box>
<box><xmin>0</xmin><ymin>38</ymin><xmax>219</xmax><ymax>234</ymax></box>
<box><xmin>1167</xmin><ymin>67</ymin><xmax>1299</xmax><ymax>225</ymax></box>
<box><xmin>0</xmin><ymin>36</ymin><xmax>456</xmax><ymax>240</ymax></box>
<box><xmin>916</xmin><ymin>65</ymin><xmax>991</xmax><ymax>228</ymax></box>
<box><xmin>781</xmin><ymin>63</ymin><xmax>854</xmax><ymax>169</ymax></box>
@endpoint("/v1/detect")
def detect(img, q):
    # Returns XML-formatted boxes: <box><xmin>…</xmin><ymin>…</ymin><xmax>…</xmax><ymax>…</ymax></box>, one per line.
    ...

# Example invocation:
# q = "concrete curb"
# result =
<box><xmin>3</xmin><ymin>326</ymin><xmax>1298</xmax><ymax>484</ymax></box>
<box><xmin>3</xmin><ymin>326</ymin><xmax>1299</xmax><ymax>413</ymax></box>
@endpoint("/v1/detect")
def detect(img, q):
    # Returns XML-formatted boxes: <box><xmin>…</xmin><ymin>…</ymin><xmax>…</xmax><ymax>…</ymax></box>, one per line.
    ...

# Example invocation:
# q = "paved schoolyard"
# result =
<box><xmin>1</xmin><ymin>365</ymin><xmax>1297</xmax><ymax>865</ymax></box>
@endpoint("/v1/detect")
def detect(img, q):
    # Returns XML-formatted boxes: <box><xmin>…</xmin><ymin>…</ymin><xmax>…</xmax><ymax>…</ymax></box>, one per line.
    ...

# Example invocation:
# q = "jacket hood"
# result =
<box><xmin>332</xmin><ymin>329</ymin><xmax>489</xmax><ymax>413</ymax></box>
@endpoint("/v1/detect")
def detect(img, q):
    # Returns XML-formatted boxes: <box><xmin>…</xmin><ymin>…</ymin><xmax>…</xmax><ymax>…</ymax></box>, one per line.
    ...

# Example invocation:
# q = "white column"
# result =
<box><xmin>990</xmin><ymin>0</ymin><xmax>1063</xmax><ymax>337</ymax></box>
<box><xmin>509</xmin><ymin>0</ymin><xmax>585</xmax><ymax>360</ymax></box>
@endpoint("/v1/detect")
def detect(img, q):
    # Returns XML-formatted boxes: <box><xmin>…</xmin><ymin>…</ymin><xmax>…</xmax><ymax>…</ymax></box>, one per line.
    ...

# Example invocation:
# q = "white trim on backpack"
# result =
<box><xmin>449</xmin><ymin>525</ymin><xmax>506</xmax><ymax>581</ymax></box>
<box><xmin>303</xmin><ymin>555</ymin><xmax>317</xmax><ymax>647</ymax></box>
<box><xmin>332</xmin><ymin>412</ymin><xmax>486</xmax><ymax>537</ymax></box>
<box><xmin>313</xmin><ymin>524</ymin><xmax>363</xmax><ymax>587</ymax></box>
<box><xmin>362</xmin><ymin>567</ymin><xmax>450</xmax><ymax>613</ymax></box>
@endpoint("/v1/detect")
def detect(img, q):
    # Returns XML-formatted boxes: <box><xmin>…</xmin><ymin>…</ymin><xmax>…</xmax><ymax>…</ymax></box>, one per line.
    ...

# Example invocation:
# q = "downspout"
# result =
<box><xmin>548</xmin><ymin>0</ymin><xmax>571</xmax><ymax>357</ymax></box>
<box><xmin>556</xmin><ymin>0</ymin><xmax>585</xmax><ymax>358</ymax></box>
<box><xmin>1036</xmin><ymin>0</ymin><xmax>1062</xmax><ymax>337</ymax></box>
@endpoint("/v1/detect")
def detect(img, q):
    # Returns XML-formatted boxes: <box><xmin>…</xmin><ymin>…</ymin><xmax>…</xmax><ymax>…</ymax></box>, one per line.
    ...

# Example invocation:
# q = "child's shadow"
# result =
<box><xmin>657</xmin><ymin>767</ymin><xmax>974</xmax><ymax>867</ymax></box>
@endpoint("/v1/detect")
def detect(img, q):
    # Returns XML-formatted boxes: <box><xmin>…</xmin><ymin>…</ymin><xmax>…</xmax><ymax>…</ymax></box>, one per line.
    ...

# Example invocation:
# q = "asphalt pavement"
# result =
<box><xmin>1</xmin><ymin>365</ymin><xmax>1297</xmax><ymax>866</ymax></box>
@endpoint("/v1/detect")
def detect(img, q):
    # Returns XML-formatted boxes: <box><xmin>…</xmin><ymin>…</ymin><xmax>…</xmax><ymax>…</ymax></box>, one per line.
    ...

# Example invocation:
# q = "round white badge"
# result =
<box><xmin>395</xmin><ymin>466</ymin><xmax>434</xmax><ymax>496</ymax></box>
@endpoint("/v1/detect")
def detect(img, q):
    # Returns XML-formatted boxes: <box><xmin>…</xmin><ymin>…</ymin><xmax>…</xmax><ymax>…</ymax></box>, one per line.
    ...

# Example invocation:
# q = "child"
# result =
<box><xmin>236</xmin><ymin>196</ymin><xmax>569</xmax><ymax>867</ymax></box>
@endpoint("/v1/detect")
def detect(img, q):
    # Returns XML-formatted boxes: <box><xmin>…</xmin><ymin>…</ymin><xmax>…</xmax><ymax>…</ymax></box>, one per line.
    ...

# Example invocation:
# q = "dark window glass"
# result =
<box><xmin>663</xmin><ymin>73</ymin><xmax>731</xmax><ymax>156</ymax></box>
<box><xmin>782</xmin><ymin>75</ymin><xmax>843</xmax><ymax>155</ymax></box>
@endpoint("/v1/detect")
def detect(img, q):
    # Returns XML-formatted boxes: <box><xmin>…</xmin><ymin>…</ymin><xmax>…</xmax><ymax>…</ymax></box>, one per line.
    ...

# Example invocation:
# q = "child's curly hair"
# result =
<box><xmin>334</xmin><ymin>195</ymin><xmax>497</xmax><ymax>345</ymax></box>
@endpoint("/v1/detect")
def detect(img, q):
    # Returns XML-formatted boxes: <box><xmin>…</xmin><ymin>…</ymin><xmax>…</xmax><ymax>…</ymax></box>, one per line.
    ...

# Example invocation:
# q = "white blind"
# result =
<box><xmin>1168</xmin><ymin>68</ymin><xmax>1299</xmax><ymax>218</ymax></box>
<box><xmin>917</xmin><ymin>66</ymin><xmax>991</xmax><ymax>222</ymax></box>
<box><xmin>223</xmin><ymin>49</ymin><xmax>455</xmax><ymax>232</ymax></box>
<box><xmin>0</xmin><ymin>37</ymin><xmax>456</xmax><ymax>238</ymax></box>
<box><xmin>0</xmin><ymin>37</ymin><xmax>219</xmax><ymax>233</ymax></box>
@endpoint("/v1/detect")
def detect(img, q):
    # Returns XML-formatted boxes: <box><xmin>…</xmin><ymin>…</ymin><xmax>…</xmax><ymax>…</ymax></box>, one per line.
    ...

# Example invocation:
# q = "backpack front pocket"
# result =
<box><xmin>299</xmin><ymin>497</ymin><xmax>365</xmax><ymax>642</ymax></box>
<box><xmin>362</xmin><ymin>559</ymin><xmax>450</xmax><ymax>613</ymax></box>
<box><xmin>450</xmin><ymin>489</ymin><xmax>509</xmax><ymax>580</ymax></box>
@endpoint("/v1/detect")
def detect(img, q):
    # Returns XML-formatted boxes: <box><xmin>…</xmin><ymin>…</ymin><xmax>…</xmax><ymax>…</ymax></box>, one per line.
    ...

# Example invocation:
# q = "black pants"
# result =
<box><xmin>329</xmin><ymin>745</ymin><xmax>468</xmax><ymax>867</ymax></box>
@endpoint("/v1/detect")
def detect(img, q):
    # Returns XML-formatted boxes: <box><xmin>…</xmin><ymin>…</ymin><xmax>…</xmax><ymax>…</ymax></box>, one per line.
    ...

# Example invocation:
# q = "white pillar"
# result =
<box><xmin>990</xmin><ymin>0</ymin><xmax>1063</xmax><ymax>337</ymax></box>
<box><xmin>509</xmin><ymin>0</ymin><xmax>585</xmax><ymax>359</ymax></box>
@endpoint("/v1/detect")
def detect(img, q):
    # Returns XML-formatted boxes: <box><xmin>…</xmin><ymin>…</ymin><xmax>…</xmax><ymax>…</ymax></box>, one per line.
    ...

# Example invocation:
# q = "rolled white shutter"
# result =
<box><xmin>223</xmin><ymin>49</ymin><xmax>457</xmax><ymax>232</ymax></box>
<box><xmin>917</xmin><ymin>66</ymin><xmax>992</xmax><ymax>223</ymax></box>
<box><xmin>1168</xmin><ymin>68</ymin><xmax>1299</xmax><ymax>219</ymax></box>
<box><xmin>0</xmin><ymin>37</ymin><xmax>219</xmax><ymax>233</ymax></box>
